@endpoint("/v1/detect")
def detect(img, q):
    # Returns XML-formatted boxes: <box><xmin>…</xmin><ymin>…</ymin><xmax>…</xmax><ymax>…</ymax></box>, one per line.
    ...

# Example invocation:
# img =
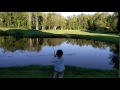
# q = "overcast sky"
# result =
<box><xmin>45</xmin><ymin>12</ymin><xmax>113</xmax><ymax>17</ymax></box>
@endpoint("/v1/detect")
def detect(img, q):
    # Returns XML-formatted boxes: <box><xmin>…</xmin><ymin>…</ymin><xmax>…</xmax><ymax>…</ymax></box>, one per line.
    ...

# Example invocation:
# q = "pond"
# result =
<box><xmin>0</xmin><ymin>36</ymin><xmax>119</xmax><ymax>70</ymax></box>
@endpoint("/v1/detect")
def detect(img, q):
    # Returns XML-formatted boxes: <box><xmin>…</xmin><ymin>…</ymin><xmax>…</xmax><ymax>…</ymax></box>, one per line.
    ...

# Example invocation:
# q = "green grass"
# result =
<box><xmin>0</xmin><ymin>65</ymin><xmax>118</xmax><ymax>78</ymax></box>
<box><xmin>0</xmin><ymin>28</ymin><xmax>119</xmax><ymax>44</ymax></box>
<box><xmin>0</xmin><ymin>27</ymin><xmax>27</xmax><ymax>31</ymax></box>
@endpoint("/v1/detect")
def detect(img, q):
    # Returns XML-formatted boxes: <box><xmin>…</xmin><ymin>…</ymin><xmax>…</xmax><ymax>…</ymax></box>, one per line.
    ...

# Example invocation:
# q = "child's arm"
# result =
<box><xmin>51</xmin><ymin>55</ymin><xmax>57</xmax><ymax>62</ymax></box>
<box><xmin>51</xmin><ymin>50</ymin><xmax>57</xmax><ymax>62</ymax></box>
<box><xmin>51</xmin><ymin>57</ymin><xmax>55</xmax><ymax>62</ymax></box>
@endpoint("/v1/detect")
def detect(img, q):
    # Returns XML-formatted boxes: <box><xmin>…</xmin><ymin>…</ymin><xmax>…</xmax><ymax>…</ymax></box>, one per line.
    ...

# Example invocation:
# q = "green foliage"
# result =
<box><xmin>0</xmin><ymin>12</ymin><xmax>118</xmax><ymax>31</ymax></box>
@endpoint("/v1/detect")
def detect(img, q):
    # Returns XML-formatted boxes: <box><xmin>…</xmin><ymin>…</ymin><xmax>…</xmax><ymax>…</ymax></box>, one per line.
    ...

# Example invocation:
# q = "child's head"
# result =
<box><xmin>56</xmin><ymin>49</ymin><xmax>63</xmax><ymax>57</ymax></box>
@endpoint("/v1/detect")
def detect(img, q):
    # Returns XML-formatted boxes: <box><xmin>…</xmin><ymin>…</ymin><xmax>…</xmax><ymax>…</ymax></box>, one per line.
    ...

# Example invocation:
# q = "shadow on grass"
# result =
<box><xmin>0</xmin><ymin>29</ymin><xmax>53</xmax><ymax>38</ymax></box>
<box><xmin>0</xmin><ymin>29</ymin><xmax>119</xmax><ymax>44</ymax></box>
<box><xmin>82</xmin><ymin>30</ymin><xmax>119</xmax><ymax>35</ymax></box>
<box><xmin>66</xmin><ymin>33</ymin><xmax>119</xmax><ymax>44</ymax></box>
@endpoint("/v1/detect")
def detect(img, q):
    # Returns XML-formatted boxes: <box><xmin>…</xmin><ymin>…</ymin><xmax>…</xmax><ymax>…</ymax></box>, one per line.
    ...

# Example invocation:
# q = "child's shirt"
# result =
<box><xmin>51</xmin><ymin>57</ymin><xmax>65</xmax><ymax>72</ymax></box>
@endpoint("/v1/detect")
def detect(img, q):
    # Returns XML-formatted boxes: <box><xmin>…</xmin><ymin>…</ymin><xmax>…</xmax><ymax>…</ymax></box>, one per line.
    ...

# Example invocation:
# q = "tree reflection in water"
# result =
<box><xmin>109</xmin><ymin>44</ymin><xmax>119</xmax><ymax>69</ymax></box>
<box><xmin>0</xmin><ymin>36</ymin><xmax>118</xmax><ymax>51</ymax></box>
<box><xmin>0</xmin><ymin>36</ymin><xmax>119</xmax><ymax>69</ymax></box>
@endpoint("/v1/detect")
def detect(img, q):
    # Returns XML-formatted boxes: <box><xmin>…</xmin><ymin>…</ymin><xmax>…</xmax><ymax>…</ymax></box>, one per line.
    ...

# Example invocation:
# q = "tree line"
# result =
<box><xmin>0</xmin><ymin>12</ymin><xmax>118</xmax><ymax>31</ymax></box>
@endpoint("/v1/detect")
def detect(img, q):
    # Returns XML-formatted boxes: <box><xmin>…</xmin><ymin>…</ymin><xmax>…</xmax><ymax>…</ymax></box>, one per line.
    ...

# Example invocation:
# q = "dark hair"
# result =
<box><xmin>56</xmin><ymin>49</ymin><xmax>63</xmax><ymax>57</ymax></box>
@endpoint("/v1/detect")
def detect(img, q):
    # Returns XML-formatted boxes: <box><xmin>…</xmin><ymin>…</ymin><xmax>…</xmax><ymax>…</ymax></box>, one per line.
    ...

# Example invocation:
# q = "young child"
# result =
<box><xmin>51</xmin><ymin>49</ymin><xmax>65</xmax><ymax>78</ymax></box>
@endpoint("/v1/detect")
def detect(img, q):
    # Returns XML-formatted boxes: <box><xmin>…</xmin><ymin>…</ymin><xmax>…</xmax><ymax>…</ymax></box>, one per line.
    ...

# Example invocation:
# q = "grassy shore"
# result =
<box><xmin>0</xmin><ymin>65</ymin><xmax>118</xmax><ymax>78</ymax></box>
<box><xmin>0</xmin><ymin>28</ymin><xmax>119</xmax><ymax>44</ymax></box>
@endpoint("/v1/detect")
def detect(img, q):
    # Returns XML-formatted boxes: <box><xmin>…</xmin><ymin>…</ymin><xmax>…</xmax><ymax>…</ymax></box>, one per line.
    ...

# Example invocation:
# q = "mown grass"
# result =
<box><xmin>0</xmin><ymin>28</ymin><xmax>119</xmax><ymax>44</ymax></box>
<box><xmin>0</xmin><ymin>65</ymin><xmax>118</xmax><ymax>78</ymax></box>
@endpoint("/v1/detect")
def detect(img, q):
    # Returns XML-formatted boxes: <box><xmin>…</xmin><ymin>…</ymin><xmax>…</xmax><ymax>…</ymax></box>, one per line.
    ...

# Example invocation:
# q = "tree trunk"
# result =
<box><xmin>17</xmin><ymin>20</ymin><xmax>20</xmax><ymax>28</ymax></box>
<box><xmin>49</xmin><ymin>26</ymin><xmax>50</xmax><ymax>30</ymax></box>
<box><xmin>28</xmin><ymin>12</ymin><xmax>32</xmax><ymax>29</ymax></box>
<box><xmin>42</xmin><ymin>26</ymin><xmax>44</xmax><ymax>30</ymax></box>
<box><xmin>78</xmin><ymin>25</ymin><xmax>80</xmax><ymax>30</ymax></box>
<box><xmin>36</xmin><ymin>15</ymin><xmax>38</xmax><ymax>30</ymax></box>
<box><xmin>54</xmin><ymin>26</ymin><xmax>56</xmax><ymax>30</ymax></box>
<box><xmin>7</xmin><ymin>21</ymin><xmax>9</xmax><ymax>27</ymax></box>
<box><xmin>61</xmin><ymin>26</ymin><xmax>63</xmax><ymax>30</ymax></box>
<box><xmin>18</xmin><ymin>24</ymin><xmax>19</xmax><ymax>28</ymax></box>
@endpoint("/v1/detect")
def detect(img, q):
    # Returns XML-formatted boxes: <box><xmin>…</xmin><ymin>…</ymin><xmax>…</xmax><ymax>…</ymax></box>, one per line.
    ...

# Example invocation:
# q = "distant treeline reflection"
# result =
<box><xmin>0</xmin><ymin>36</ymin><xmax>119</xmax><ymax>69</ymax></box>
<box><xmin>0</xmin><ymin>36</ymin><xmax>117</xmax><ymax>52</ymax></box>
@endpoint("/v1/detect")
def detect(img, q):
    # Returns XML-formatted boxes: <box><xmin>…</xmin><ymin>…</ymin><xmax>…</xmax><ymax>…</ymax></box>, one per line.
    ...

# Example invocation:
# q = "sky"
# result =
<box><xmin>46</xmin><ymin>12</ymin><xmax>113</xmax><ymax>17</ymax></box>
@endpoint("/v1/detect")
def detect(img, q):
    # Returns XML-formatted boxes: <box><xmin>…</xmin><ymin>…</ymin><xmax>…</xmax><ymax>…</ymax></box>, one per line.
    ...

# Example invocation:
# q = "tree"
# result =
<box><xmin>47</xmin><ymin>13</ymin><xmax>52</xmax><ymax>30</ymax></box>
<box><xmin>0</xmin><ymin>12</ymin><xmax>118</xmax><ymax>31</ymax></box>
<box><xmin>58</xmin><ymin>14</ymin><xmax>66</xmax><ymax>30</ymax></box>
<box><xmin>28</xmin><ymin>12</ymin><xmax>32</xmax><ymax>29</ymax></box>
<box><xmin>50</xmin><ymin>13</ymin><xmax>59</xmax><ymax>30</ymax></box>
<box><xmin>41</xmin><ymin>13</ymin><xmax>47</xmax><ymax>30</ymax></box>
<box><xmin>35</xmin><ymin>13</ymin><xmax>39</xmax><ymax>30</ymax></box>
<box><xmin>112</xmin><ymin>12</ymin><xmax>119</xmax><ymax>30</ymax></box>
<box><xmin>116</xmin><ymin>12</ymin><xmax>119</xmax><ymax>32</ymax></box>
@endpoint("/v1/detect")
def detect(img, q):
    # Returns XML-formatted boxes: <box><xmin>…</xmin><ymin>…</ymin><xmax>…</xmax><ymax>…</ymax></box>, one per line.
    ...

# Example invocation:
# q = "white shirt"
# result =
<box><xmin>51</xmin><ymin>57</ymin><xmax>65</xmax><ymax>72</ymax></box>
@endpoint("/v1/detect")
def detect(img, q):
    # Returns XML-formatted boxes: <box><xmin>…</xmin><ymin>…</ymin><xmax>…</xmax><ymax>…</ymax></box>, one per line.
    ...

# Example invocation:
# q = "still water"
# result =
<box><xmin>0</xmin><ymin>36</ymin><xmax>119</xmax><ymax>70</ymax></box>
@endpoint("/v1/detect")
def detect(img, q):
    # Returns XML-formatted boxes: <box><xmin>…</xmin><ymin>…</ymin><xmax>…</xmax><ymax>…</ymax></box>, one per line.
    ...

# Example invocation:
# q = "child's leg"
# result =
<box><xmin>53</xmin><ymin>71</ymin><xmax>59</xmax><ymax>78</ymax></box>
<box><xmin>58</xmin><ymin>71</ymin><xmax>64</xmax><ymax>78</ymax></box>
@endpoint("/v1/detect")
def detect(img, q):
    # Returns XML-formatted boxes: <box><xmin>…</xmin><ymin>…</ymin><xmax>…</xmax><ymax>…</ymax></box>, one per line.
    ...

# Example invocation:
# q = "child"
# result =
<box><xmin>51</xmin><ymin>49</ymin><xmax>65</xmax><ymax>78</ymax></box>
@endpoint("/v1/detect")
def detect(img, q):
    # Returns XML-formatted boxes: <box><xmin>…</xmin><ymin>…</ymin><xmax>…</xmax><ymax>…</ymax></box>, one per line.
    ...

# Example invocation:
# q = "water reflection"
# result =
<box><xmin>0</xmin><ymin>36</ymin><xmax>118</xmax><ymax>70</ymax></box>
<box><xmin>109</xmin><ymin>44</ymin><xmax>119</xmax><ymax>69</ymax></box>
<box><xmin>0</xmin><ymin>36</ymin><xmax>113</xmax><ymax>51</ymax></box>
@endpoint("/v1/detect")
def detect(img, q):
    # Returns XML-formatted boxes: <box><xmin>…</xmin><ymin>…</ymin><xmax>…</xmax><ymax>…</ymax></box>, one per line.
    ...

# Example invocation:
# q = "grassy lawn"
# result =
<box><xmin>0</xmin><ymin>65</ymin><xmax>118</xmax><ymax>78</ymax></box>
<box><xmin>0</xmin><ymin>28</ymin><xmax>119</xmax><ymax>44</ymax></box>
